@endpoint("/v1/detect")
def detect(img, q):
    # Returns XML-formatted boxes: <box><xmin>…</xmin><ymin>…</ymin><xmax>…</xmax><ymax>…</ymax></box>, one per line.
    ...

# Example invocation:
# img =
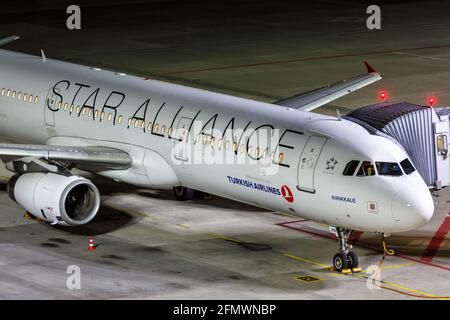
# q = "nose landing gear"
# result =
<box><xmin>332</xmin><ymin>227</ymin><xmax>360</xmax><ymax>272</ymax></box>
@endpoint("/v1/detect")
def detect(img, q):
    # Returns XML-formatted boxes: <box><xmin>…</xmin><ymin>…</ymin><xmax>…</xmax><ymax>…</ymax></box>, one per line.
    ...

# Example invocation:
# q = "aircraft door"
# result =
<box><xmin>297</xmin><ymin>136</ymin><xmax>327</xmax><ymax>193</ymax></box>
<box><xmin>173</xmin><ymin>116</ymin><xmax>193</xmax><ymax>162</ymax></box>
<box><xmin>44</xmin><ymin>87</ymin><xmax>61</xmax><ymax>127</ymax></box>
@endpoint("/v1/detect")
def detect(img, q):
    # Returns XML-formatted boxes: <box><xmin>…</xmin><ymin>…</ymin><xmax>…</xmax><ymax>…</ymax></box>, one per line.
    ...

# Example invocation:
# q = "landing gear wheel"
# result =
<box><xmin>333</xmin><ymin>253</ymin><xmax>349</xmax><ymax>272</ymax></box>
<box><xmin>173</xmin><ymin>186</ymin><xmax>195</xmax><ymax>201</ymax></box>
<box><xmin>332</xmin><ymin>227</ymin><xmax>358</xmax><ymax>272</ymax></box>
<box><xmin>347</xmin><ymin>251</ymin><xmax>359</xmax><ymax>268</ymax></box>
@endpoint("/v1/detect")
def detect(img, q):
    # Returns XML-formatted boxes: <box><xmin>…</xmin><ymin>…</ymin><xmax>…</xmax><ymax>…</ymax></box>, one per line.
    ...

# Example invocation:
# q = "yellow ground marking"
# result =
<box><xmin>210</xmin><ymin>233</ymin><xmax>242</xmax><ymax>244</ymax></box>
<box><xmin>176</xmin><ymin>224</ymin><xmax>190</xmax><ymax>229</ymax></box>
<box><xmin>360</xmin><ymin>262</ymin><xmax>415</xmax><ymax>274</ymax></box>
<box><xmin>383</xmin><ymin>280</ymin><xmax>438</xmax><ymax>298</ymax></box>
<box><xmin>353</xmin><ymin>273</ymin><xmax>439</xmax><ymax>298</ymax></box>
<box><xmin>294</xmin><ymin>275</ymin><xmax>325</xmax><ymax>283</ymax></box>
<box><xmin>283</xmin><ymin>252</ymin><xmax>332</xmax><ymax>269</ymax></box>
<box><xmin>285</xmin><ymin>252</ymin><xmax>443</xmax><ymax>298</ymax></box>
<box><xmin>327</xmin><ymin>273</ymin><xmax>345</xmax><ymax>277</ymax></box>
<box><xmin>380</xmin><ymin>262</ymin><xmax>414</xmax><ymax>270</ymax></box>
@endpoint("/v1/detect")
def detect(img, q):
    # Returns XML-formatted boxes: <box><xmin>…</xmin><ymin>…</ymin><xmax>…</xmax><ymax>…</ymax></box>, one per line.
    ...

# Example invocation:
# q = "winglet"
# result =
<box><xmin>364</xmin><ymin>61</ymin><xmax>377</xmax><ymax>73</ymax></box>
<box><xmin>0</xmin><ymin>35</ymin><xmax>20</xmax><ymax>47</ymax></box>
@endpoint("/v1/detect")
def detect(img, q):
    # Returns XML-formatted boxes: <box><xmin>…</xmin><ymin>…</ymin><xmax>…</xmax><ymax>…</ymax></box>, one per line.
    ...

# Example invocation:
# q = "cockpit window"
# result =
<box><xmin>343</xmin><ymin>160</ymin><xmax>360</xmax><ymax>176</ymax></box>
<box><xmin>400</xmin><ymin>158</ymin><xmax>416</xmax><ymax>175</ymax></box>
<box><xmin>375</xmin><ymin>162</ymin><xmax>403</xmax><ymax>176</ymax></box>
<box><xmin>356</xmin><ymin>161</ymin><xmax>376</xmax><ymax>177</ymax></box>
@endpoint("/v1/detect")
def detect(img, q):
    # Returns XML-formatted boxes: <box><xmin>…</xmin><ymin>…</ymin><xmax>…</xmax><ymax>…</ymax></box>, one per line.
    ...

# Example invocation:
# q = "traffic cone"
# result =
<box><xmin>88</xmin><ymin>237</ymin><xmax>96</xmax><ymax>251</ymax></box>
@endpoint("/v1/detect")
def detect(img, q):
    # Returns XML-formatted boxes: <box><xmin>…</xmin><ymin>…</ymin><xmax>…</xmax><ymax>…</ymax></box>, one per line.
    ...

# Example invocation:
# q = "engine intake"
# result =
<box><xmin>7</xmin><ymin>172</ymin><xmax>100</xmax><ymax>226</ymax></box>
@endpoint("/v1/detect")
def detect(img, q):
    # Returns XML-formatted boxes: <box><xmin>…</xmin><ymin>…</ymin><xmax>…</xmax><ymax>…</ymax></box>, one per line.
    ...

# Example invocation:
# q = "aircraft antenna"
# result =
<box><xmin>41</xmin><ymin>49</ymin><xmax>46</xmax><ymax>63</ymax></box>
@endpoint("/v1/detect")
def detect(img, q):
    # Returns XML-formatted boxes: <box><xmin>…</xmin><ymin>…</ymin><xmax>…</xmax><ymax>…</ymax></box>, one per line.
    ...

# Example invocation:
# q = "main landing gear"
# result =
<box><xmin>172</xmin><ymin>186</ymin><xmax>211</xmax><ymax>201</ymax></box>
<box><xmin>332</xmin><ymin>227</ymin><xmax>359</xmax><ymax>272</ymax></box>
<box><xmin>173</xmin><ymin>186</ymin><xmax>195</xmax><ymax>201</ymax></box>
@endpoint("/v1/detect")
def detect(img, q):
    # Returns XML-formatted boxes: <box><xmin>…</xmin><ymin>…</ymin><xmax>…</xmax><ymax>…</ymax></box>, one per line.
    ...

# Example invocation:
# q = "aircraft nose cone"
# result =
<box><xmin>392</xmin><ymin>187</ymin><xmax>434</xmax><ymax>231</ymax></box>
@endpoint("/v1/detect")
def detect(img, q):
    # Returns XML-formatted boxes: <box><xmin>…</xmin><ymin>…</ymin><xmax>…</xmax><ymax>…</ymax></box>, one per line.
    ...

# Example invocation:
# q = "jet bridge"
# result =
<box><xmin>344</xmin><ymin>102</ymin><xmax>450</xmax><ymax>190</ymax></box>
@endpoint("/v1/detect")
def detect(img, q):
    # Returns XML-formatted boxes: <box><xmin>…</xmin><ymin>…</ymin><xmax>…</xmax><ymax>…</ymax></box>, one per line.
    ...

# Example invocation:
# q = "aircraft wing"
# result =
<box><xmin>273</xmin><ymin>62</ymin><xmax>382</xmax><ymax>112</ymax></box>
<box><xmin>0</xmin><ymin>144</ymin><xmax>132</xmax><ymax>169</ymax></box>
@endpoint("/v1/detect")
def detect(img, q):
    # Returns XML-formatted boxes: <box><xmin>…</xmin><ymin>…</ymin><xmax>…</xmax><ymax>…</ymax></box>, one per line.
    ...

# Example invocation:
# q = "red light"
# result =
<box><xmin>378</xmin><ymin>90</ymin><xmax>388</xmax><ymax>101</ymax></box>
<box><xmin>427</xmin><ymin>96</ymin><xmax>437</xmax><ymax>107</ymax></box>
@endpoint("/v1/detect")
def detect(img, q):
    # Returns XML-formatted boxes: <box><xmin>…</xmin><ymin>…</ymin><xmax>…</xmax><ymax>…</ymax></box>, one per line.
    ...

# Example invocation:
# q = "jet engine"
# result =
<box><xmin>7</xmin><ymin>172</ymin><xmax>100</xmax><ymax>226</ymax></box>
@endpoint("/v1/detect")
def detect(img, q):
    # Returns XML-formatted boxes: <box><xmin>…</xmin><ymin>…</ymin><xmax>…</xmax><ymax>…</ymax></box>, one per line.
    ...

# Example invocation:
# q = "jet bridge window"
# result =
<box><xmin>357</xmin><ymin>161</ymin><xmax>376</xmax><ymax>177</ymax></box>
<box><xmin>343</xmin><ymin>160</ymin><xmax>360</xmax><ymax>176</ymax></box>
<box><xmin>400</xmin><ymin>158</ymin><xmax>416</xmax><ymax>175</ymax></box>
<box><xmin>375</xmin><ymin>162</ymin><xmax>403</xmax><ymax>176</ymax></box>
<box><xmin>436</xmin><ymin>134</ymin><xmax>448</xmax><ymax>156</ymax></box>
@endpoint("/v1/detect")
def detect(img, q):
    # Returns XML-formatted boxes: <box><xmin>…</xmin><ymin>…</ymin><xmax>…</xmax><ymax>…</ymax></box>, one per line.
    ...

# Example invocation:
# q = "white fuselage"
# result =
<box><xmin>0</xmin><ymin>49</ymin><xmax>434</xmax><ymax>233</ymax></box>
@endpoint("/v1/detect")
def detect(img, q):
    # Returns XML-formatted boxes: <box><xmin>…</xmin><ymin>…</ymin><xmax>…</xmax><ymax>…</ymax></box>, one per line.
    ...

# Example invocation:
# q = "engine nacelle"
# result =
<box><xmin>7</xmin><ymin>172</ymin><xmax>100</xmax><ymax>226</ymax></box>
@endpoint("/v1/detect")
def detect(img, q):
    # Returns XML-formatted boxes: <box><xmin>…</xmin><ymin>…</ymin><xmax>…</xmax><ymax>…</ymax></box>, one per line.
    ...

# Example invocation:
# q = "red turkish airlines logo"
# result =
<box><xmin>281</xmin><ymin>185</ymin><xmax>294</xmax><ymax>203</ymax></box>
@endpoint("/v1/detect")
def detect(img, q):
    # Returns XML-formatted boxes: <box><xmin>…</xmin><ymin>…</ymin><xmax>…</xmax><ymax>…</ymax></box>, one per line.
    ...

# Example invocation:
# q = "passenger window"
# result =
<box><xmin>357</xmin><ymin>161</ymin><xmax>376</xmax><ymax>177</ymax></box>
<box><xmin>343</xmin><ymin>160</ymin><xmax>360</xmax><ymax>176</ymax></box>
<box><xmin>400</xmin><ymin>158</ymin><xmax>416</xmax><ymax>175</ymax></box>
<box><xmin>35</xmin><ymin>96</ymin><xmax>39</xmax><ymax>104</ymax></box>
<box><xmin>375</xmin><ymin>162</ymin><xmax>403</xmax><ymax>176</ymax></box>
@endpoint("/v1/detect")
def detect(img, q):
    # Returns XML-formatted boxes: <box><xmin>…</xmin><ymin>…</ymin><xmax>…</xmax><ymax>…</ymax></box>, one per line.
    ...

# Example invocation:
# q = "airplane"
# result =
<box><xmin>0</xmin><ymin>36</ymin><xmax>434</xmax><ymax>271</ymax></box>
